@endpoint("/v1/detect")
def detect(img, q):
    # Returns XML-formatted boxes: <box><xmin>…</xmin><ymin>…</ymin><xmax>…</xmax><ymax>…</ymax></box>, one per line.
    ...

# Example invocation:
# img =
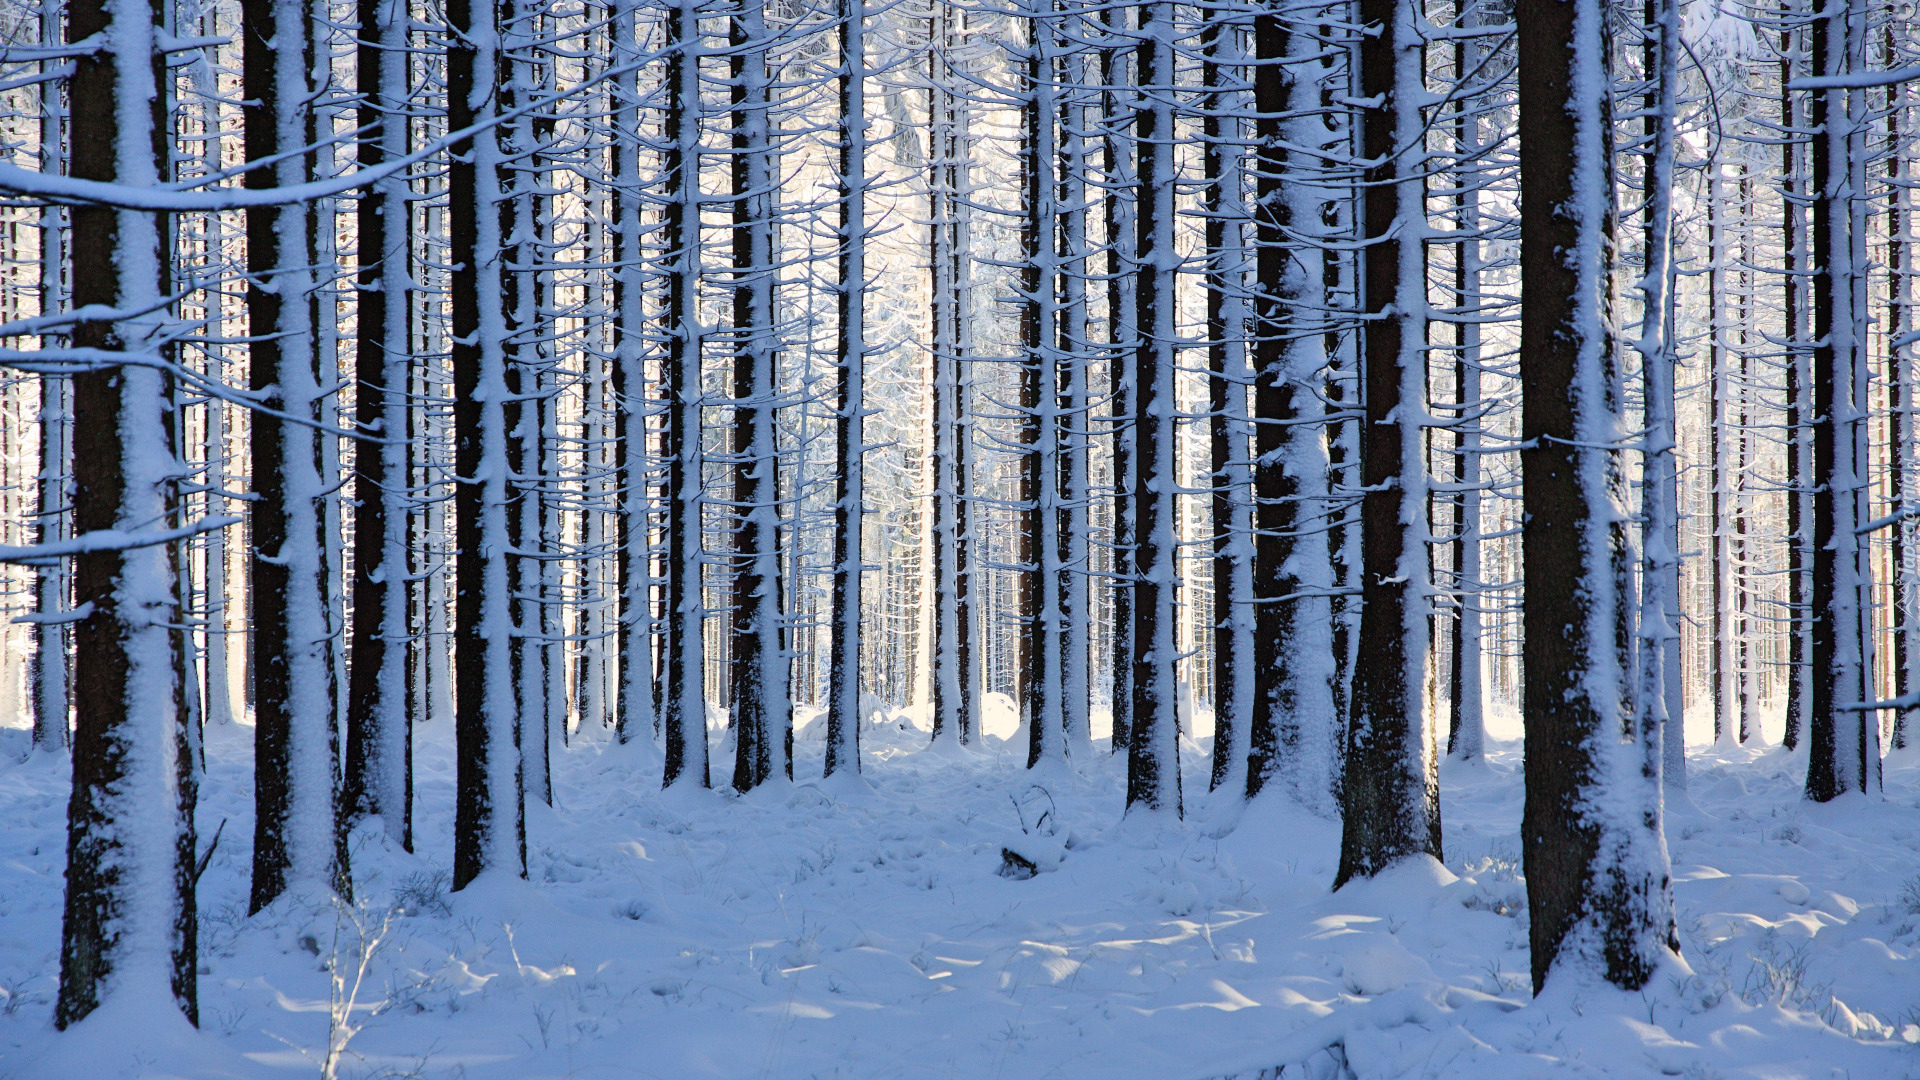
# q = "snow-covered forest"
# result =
<box><xmin>0</xmin><ymin>0</ymin><xmax>1918</xmax><ymax>1071</ymax></box>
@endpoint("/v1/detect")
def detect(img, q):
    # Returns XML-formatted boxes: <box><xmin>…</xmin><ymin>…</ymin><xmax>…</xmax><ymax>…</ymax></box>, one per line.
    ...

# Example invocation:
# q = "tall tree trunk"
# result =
<box><xmin>1804</xmin><ymin>0</ymin><xmax>1879</xmax><ymax>800</ymax></box>
<box><xmin>345</xmin><ymin>0</ymin><xmax>416</xmax><ymax>848</ymax></box>
<box><xmin>1204</xmin><ymin>10</ymin><xmax>1254</xmax><ymax>794</ymax></box>
<box><xmin>1781</xmin><ymin>17</ymin><xmax>1809</xmax><ymax>751</ymax></box>
<box><xmin>1246</xmin><ymin>2</ymin><xmax>1339</xmax><ymax>808</ymax></box>
<box><xmin>1021</xmin><ymin>2</ymin><xmax>1066</xmax><ymax>768</ymax></box>
<box><xmin>450</xmin><ymin>0</ymin><xmax>528</xmax><ymax>886</ymax></box>
<box><xmin>1446</xmin><ymin>21</ymin><xmax>1486</xmax><ymax>762</ymax></box>
<box><xmin>1103</xmin><ymin>2</ymin><xmax>1136</xmax><ymax>754</ymax></box>
<box><xmin>1059</xmin><ymin>39</ymin><xmax>1094</xmax><ymax>761</ymax></box>
<box><xmin>1639</xmin><ymin>0</ymin><xmax>1683</xmax><ymax>789</ymax></box>
<box><xmin>1126</xmin><ymin>0</ymin><xmax>1181</xmax><ymax>816</ymax></box>
<box><xmin>1517</xmin><ymin>0</ymin><xmax>1677</xmax><ymax>990</ymax></box>
<box><xmin>825</xmin><ymin>0</ymin><xmax>867</xmax><ymax>777</ymax></box>
<box><xmin>729</xmin><ymin>0</ymin><xmax>790</xmax><ymax>791</ymax></box>
<box><xmin>662</xmin><ymin>0</ymin><xmax>710</xmax><ymax>788</ymax></box>
<box><xmin>1338</xmin><ymin>0</ymin><xmax>1441</xmax><ymax>884</ymax></box>
<box><xmin>247</xmin><ymin>0</ymin><xmax>348</xmax><ymax>910</ymax></box>
<box><xmin>55</xmin><ymin>0</ymin><xmax>197</xmax><ymax>1022</ymax></box>
<box><xmin>613</xmin><ymin>0</ymin><xmax>656</xmax><ymax>749</ymax></box>
<box><xmin>32</xmin><ymin>8</ymin><xmax>69</xmax><ymax>754</ymax></box>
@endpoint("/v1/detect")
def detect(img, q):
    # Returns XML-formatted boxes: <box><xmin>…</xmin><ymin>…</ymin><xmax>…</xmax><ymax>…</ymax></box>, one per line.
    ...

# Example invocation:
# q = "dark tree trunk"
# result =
<box><xmin>449</xmin><ymin>0</ymin><xmax>528</xmax><ymax>886</ymax></box>
<box><xmin>825</xmin><ymin>0</ymin><xmax>868</xmax><ymax>777</ymax></box>
<box><xmin>661</xmin><ymin>0</ymin><xmax>710</xmax><ymax>788</ymax></box>
<box><xmin>344</xmin><ymin>0</ymin><xmax>415</xmax><ymax>849</ymax></box>
<box><xmin>1102</xmin><ymin>3</ymin><xmax>1135</xmax><ymax>755</ymax></box>
<box><xmin>1804</xmin><ymin>0</ymin><xmax>1878</xmax><ymax>801</ymax></box>
<box><xmin>56</xmin><ymin>0</ymin><xmax>197</xmax><ymax>1025</ymax></box>
<box><xmin>1517</xmin><ymin>0</ymin><xmax>1677</xmax><ymax>991</ymax></box>
<box><xmin>1126</xmin><ymin>0</ymin><xmax>1181</xmax><ymax>816</ymax></box>
<box><xmin>247</xmin><ymin>0</ymin><xmax>347</xmax><ymax>911</ymax></box>
<box><xmin>1337</xmin><ymin>0</ymin><xmax>1441</xmax><ymax>885</ymax></box>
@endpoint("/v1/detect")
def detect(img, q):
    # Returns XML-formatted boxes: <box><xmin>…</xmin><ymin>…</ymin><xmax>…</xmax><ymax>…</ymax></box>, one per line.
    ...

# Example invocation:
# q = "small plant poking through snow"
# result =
<box><xmin>268</xmin><ymin>896</ymin><xmax>402</xmax><ymax>1080</ymax></box>
<box><xmin>394</xmin><ymin>870</ymin><xmax>453</xmax><ymax>918</ymax></box>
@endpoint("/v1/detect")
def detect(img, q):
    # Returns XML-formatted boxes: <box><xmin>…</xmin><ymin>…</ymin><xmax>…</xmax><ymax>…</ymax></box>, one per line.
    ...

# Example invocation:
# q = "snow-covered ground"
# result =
<box><xmin>2</xmin><ymin>706</ymin><xmax>1918</xmax><ymax>1079</ymax></box>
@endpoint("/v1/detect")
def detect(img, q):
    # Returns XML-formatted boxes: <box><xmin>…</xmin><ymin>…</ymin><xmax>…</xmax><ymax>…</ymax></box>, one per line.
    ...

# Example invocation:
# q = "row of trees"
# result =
<box><xmin>0</xmin><ymin>0</ymin><xmax>1913</xmax><ymax>1039</ymax></box>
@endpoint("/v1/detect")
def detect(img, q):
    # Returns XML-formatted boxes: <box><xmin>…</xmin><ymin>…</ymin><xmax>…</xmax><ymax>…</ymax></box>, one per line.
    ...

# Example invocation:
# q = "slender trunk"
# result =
<box><xmin>1060</xmin><ymin>39</ymin><xmax>1093</xmax><ymax>760</ymax></box>
<box><xmin>1782</xmin><ymin>18</ymin><xmax>1809</xmax><ymax>751</ymax></box>
<box><xmin>613</xmin><ymin>0</ymin><xmax>655</xmax><ymax>748</ymax></box>
<box><xmin>247</xmin><ymin>0</ymin><xmax>348</xmax><ymax>910</ymax></box>
<box><xmin>1103</xmin><ymin>3</ymin><xmax>1136</xmax><ymax>754</ymax></box>
<box><xmin>1517</xmin><ymin>0</ymin><xmax>1677</xmax><ymax>990</ymax></box>
<box><xmin>450</xmin><ymin>0</ymin><xmax>528</xmax><ymax>886</ymax></box>
<box><xmin>825</xmin><ymin>0</ymin><xmax>867</xmax><ymax>777</ymax></box>
<box><xmin>662</xmin><ymin>0</ymin><xmax>710</xmax><ymax>788</ymax></box>
<box><xmin>32</xmin><ymin>13</ymin><xmax>69</xmax><ymax>753</ymax></box>
<box><xmin>1338</xmin><ymin>0</ymin><xmax>1441</xmax><ymax>884</ymax></box>
<box><xmin>1021</xmin><ymin>3</ymin><xmax>1065</xmax><ymax>768</ymax></box>
<box><xmin>345</xmin><ymin>0</ymin><xmax>416</xmax><ymax>848</ymax></box>
<box><xmin>1126</xmin><ymin>0</ymin><xmax>1181</xmax><ymax>816</ymax></box>
<box><xmin>56</xmin><ymin>0</ymin><xmax>197</xmax><ymax>1021</ymax></box>
<box><xmin>1446</xmin><ymin>22</ymin><xmax>1485</xmax><ymax>761</ymax></box>
<box><xmin>728</xmin><ymin>0</ymin><xmax>789</xmax><ymax>790</ymax></box>
<box><xmin>1639</xmin><ymin>0</ymin><xmax>1682</xmax><ymax>789</ymax></box>
<box><xmin>1205</xmin><ymin>11</ymin><xmax>1254</xmax><ymax>793</ymax></box>
<box><xmin>1805</xmin><ymin>0</ymin><xmax>1879</xmax><ymax>800</ymax></box>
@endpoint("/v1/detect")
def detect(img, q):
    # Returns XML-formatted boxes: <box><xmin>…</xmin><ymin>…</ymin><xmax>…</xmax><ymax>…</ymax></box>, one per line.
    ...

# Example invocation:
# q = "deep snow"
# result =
<box><xmin>2</xmin><ymin>702</ymin><xmax>1918</xmax><ymax>1079</ymax></box>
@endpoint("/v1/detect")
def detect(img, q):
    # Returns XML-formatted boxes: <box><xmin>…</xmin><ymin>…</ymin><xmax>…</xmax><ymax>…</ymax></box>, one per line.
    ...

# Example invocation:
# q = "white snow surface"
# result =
<box><xmin>3</xmin><ymin>713</ymin><xmax>1919</xmax><ymax>1079</ymax></box>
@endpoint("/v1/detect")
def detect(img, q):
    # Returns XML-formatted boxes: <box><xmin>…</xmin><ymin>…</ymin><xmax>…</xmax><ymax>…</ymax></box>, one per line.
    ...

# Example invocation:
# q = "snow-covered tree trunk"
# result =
<box><xmin>1445</xmin><ymin>20</ymin><xmax>1485</xmax><ymax>763</ymax></box>
<box><xmin>506</xmin><ymin>0</ymin><xmax>548</xmax><ymax>808</ymax></box>
<box><xmin>1337</xmin><ymin>0</ymin><xmax>1441</xmax><ymax>885</ymax></box>
<box><xmin>1021</xmin><ymin>1</ymin><xmax>1066</xmax><ymax>769</ymax></box>
<box><xmin>825</xmin><ymin>0</ymin><xmax>867</xmax><ymax>778</ymax></box>
<box><xmin>54</xmin><ymin>0</ymin><xmax>198</xmax><ymax>1022</ymax></box>
<box><xmin>345</xmin><ymin>0</ymin><xmax>417</xmax><ymax>848</ymax></box>
<box><xmin>1103</xmin><ymin>2</ymin><xmax>1137</xmax><ymax>755</ymax></box>
<box><xmin>1245</xmin><ymin>5</ymin><xmax>1339</xmax><ymax>808</ymax></box>
<box><xmin>246</xmin><ymin>0</ymin><xmax>348</xmax><ymax>910</ymax></box>
<box><xmin>1804</xmin><ymin>0</ymin><xmax>1879</xmax><ymax>801</ymax></box>
<box><xmin>1059</xmin><ymin>39</ymin><xmax>1094</xmax><ymax>761</ymax></box>
<box><xmin>612</xmin><ymin>0</ymin><xmax>655</xmax><ymax>749</ymax></box>
<box><xmin>1517</xmin><ymin>0</ymin><xmax>1677</xmax><ymax>991</ymax></box>
<box><xmin>1885</xmin><ymin>26</ymin><xmax>1915</xmax><ymax>749</ymax></box>
<box><xmin>450</xmin><ymin>0</ymin><xmax>528</xmax><ymax>885</ymax></box>
<box><xmin>928</xmin><ymin>2</ymin><xmax>974</xmax><ymax>746</ymax></box>
<box><xmin>1636</xmin><ymin>0</ymin><xmax>1682</xmax><ymax>790</ymax></box>
<box><xmin>31</xmin><ymin>2</ymin><xmax>70</xmax><ymax>754</ymax></box>
<box><xmin>1780</xmin><ymin>18</ymin><xmax>1810</xmax><ymax>752</ymax></box>
<box><xmin>1125</xmin><ymin>0</ymin><xmax>1181</xmax><ymax>816</ymax></box>
<box><xmin>661</xmin><ymin>0</ymin><xmax>710</xmax><ymax>788</ymax></box>
<box><xmin>1203</xmin><ymin>10</ymin><xmax>1254</xmax><ymax>794</ymax></box>
<box><xmin>728</xmin><ymin>0</ymin><xmax>790</xmax><ymax>791</ymax></box>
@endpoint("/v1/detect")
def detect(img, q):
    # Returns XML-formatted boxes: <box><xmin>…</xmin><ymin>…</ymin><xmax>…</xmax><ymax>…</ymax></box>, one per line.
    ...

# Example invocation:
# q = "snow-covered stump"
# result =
<box><xmin>245</xmin><ymin>0</ymin><xmax>348</xmax><ymax>911</ymax></box>
<box><xmin>449</xmin><ymin>0</ymin><xmax>528</xmax><ymax>886</ymax></box>
<box><xmin>54</xmin><ymin>0</ymin><xmax>198</xmax><ymax>1024</ymax></box>
<box><xmin>1125</xmin><ymin>0</ymin><xmax>1182</xmax><ymax>818</ymax></box>
<box><xmin>1516</xmin><ymin>0</ymin><xmax>1678</xmax><ymax>991</ymax></box>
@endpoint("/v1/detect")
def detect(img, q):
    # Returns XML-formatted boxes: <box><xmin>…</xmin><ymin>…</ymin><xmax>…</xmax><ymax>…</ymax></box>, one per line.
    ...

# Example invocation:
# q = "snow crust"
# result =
<box><xmin>2</xmin><ymin>719</ymin><xmax>1917</xmax><ymax>1078</ymax></box>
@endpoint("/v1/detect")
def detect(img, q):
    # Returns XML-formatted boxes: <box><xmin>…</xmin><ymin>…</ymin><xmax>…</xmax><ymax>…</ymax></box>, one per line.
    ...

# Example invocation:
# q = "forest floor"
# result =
<box><xmin>3</xmin><ymin>704</ymin><xmax>1920</xmax><ymax>1079</ymax></box>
